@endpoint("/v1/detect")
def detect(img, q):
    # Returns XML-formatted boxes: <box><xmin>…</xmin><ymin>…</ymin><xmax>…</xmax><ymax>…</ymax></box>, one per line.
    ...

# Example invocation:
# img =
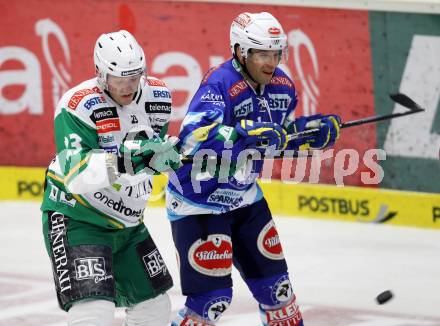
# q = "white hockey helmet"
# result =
<box><xmin>230</xmin><ymin>12</ymin><xmax>287</xmax><ymax>59</ymax></box>
<box><xmin>94</xmin><ymin>30</ymin><xmax>146</xmax><ymax>90</ymax></box>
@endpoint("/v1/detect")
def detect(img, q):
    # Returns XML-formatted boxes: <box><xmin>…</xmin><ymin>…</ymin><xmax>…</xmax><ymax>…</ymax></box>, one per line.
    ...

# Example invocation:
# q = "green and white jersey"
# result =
<box><xmin>41</xmin><ymin>76</ymin><xmax>172</xmax><ymax>229</ymax></box>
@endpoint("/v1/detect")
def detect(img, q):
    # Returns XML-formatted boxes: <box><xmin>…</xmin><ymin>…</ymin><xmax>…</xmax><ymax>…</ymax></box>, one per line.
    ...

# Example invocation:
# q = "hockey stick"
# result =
<box><xmin>180</xmin><ymin>93</ymin><xmax>424</xmax><ymax>162</ymax></box>
<box><xmin>286</xmin><ymin>93</ymin><xmax>425</xmax><ymax>140</ymax></box>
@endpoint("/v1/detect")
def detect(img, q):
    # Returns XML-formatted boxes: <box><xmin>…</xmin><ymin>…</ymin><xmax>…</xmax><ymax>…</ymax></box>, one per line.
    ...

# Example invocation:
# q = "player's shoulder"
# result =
<box><xmin>142</xmin><ymin>76</ymin><xmax>172</xmax><ymax>102</ymax></box>
<box><xmin>200</xmin><ymin>59</ymin><xmax>236</xmax><ymax>86</ymax></box>
<box><xmin>269</xmin><ymin>68</ymin><xmax>295</xmax><ymax>89</ymax></box>
<box><xmin>59</xmin><ymin>78</ymin><xmax>107</xmax><ymax>113</ymax></box>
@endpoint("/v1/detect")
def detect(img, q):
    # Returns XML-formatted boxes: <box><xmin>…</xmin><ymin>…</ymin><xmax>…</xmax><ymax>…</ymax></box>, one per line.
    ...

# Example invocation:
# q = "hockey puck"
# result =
<box><xmin>376</xmin><ymin>290</ymin><xmax>393</xmax><ymax>304</ymax></box>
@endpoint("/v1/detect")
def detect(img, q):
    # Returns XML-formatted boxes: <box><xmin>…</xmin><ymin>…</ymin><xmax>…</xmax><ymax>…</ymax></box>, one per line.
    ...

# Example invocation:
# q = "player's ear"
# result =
<box><xmin>234</xmin><ymin>44</ymin><xmax>245</xmax><ymax>65</ymax></box>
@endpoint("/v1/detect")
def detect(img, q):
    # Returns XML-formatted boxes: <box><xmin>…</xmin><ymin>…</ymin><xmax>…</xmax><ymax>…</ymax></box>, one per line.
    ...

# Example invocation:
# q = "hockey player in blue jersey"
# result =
<box><xmin>167</xmin><ymin>12</ymin><xmax>341</xmax><ymax>325</ymax></box>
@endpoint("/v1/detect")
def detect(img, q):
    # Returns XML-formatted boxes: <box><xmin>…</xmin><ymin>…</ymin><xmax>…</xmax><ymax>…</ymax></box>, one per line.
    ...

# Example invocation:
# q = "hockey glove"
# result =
<box><xmin>288</xmin><ymin>114</ymin><xmax>341</xmax><ymax>149</ymax></box>
<box><xmin>235</xmin><ymin>120</ymin><xmax>288</xmax><ymax>152</ymax></box>
<box><xmin>118</xmin><ymin>135</ymin><xmax>181</xmax><ymax>175</ymax></box>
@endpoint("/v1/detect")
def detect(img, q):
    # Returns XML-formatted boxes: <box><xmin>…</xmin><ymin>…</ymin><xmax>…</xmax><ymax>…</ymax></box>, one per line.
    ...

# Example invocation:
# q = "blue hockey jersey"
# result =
<box><xmin>166</xmin><ymin>58</ymin><xmax>298</xmax><ymax>220</ymax></box>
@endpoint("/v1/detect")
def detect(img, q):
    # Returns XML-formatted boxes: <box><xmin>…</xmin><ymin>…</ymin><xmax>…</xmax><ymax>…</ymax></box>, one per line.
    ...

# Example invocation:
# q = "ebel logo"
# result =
<box><xmin>145</xmin><ymin>102</ymin><xmax>171</xmax><ymax>114</ymax></box>
<box><xmin>90</xmin><ymin>107</ymin><xmax>117</xmax><ymax>123</ymax></box>
<box><xmin>142</xmin><ymin>249</ymin><xmax>168</xmax><ymax>277</ymax></box>
<box><xmin>233</xmin><ymin>98</ymin><xmax>253</xmax><ymax>117</ymax></box>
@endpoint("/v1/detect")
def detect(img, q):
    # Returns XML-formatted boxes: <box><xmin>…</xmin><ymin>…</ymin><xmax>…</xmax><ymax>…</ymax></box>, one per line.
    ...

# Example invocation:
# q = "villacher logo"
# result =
<box><xmin>257</xmin><ymin>220</ymin><xmax>284</xmax><ymax>260</ymax></box>
<box><xmin>188</xmin><ymin>234</ymin><xmax>233</xmax><ymax>277</ymax></box>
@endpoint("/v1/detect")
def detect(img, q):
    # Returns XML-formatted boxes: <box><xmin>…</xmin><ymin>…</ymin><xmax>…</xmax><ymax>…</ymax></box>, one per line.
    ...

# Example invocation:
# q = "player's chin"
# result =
<box><xmin>119</xmin><ymin>94</ymin><xmax>134</xmax><ymax>104</ymax></box>
<box><xmin>259</xmin><ymin>73</ymin><xmax>273</xmax><ymax>85</ymax></box>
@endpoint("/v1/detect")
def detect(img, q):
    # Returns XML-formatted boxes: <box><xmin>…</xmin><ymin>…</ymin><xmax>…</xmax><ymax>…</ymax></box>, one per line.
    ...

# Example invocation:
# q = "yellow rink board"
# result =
<box><xmin>1</xmin><ymin>166</ymin><xmax>439</xmax><ymax>229</ymax></box>
<box><xmin>260</xmin><ymin>181</ymin><xmax>440</xmax><ymax>229</ymax></box>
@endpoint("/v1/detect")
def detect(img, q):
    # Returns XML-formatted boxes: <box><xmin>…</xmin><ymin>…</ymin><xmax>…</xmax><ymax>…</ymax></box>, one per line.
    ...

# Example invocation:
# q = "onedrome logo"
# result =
<box><xmin>188</xmin><ymin>234</ymin><xmax>233</xmax><ymax>277</ymax></box>
<box><xmin>257</xmin><ymin>220</ymin><xmax>284</xmax><ymax>260</ymax></box>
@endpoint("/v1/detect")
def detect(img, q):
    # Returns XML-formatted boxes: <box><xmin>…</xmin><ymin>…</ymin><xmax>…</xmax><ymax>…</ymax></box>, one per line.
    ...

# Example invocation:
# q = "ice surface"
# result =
<box><xmin>0</xmin><ymin>202</ymin><xmax>439</xmax><ymax>325</ymax></box>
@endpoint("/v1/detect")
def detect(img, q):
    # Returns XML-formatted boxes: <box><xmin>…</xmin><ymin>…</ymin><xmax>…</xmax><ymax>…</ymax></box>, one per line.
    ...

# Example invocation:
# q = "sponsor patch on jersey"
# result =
<box><xmin>90</xmin><ymin>107</ymin><xmax>118</xmax><ymax>123</ymax></box>
<box><xmin>257</xmin><ymin>220</ymin><xmax>284</xmax><ymax>260</ymax></box>
<box><xmin>188</xmin><ymin>234</ymin><xmax>233</xmax><ymax>276</ymax></box>
<box><xmin>102</xmin><ymin>145</ymin><xmax>118</xmax><ymax>154</ymax></box>
<box><xmin>149</xmin><ymin>116</ymin><xmax>168</xmax><ymax>124</ymax></box>
<box><xmin>272</xmin><ymin>275</ymin><xmax>293</xmax><ymax>303</ymax></box>
<box><xmin>147</xmin><ymin>78</ymin><xmax>166</xmax><ymax>87</ymax></box>
<box><xmin>264</xmin><ymin>295</ymin><xmax>301</xmax><ymax>325</ymax></box>
<box><xmin>74</xmin><ymin>256</ymin><xmax>109</xmax><ymax>281</ymax></box>
<box><xmin>48</xmin><ymin>212</ymin><xmax>72</xmax><ymax>295</ymax></box>
<box><xmin>141</xmin><ymin>249</ymin><xmax>168</xmax><ymax>277</ymax></box>
<box><xmin>49</xmin><ymin>184</ymin><xmax>58</xmax><ymax>202</ymax></box>
<box><xmin>84</xmin><ymin>96</ymin><xmax>106</xmax><ymax>110</ymax></box>
<box><xmin>268</xmin><ymin>93</ymin><xmax>291</xmax><ymax>110</ymax></box>
<box><xmin>200</xmin><ymin>90</ymin><xmax>224</xmax><ymax>103</ymax></box>
<box><xmin>68</xmin><ymin>86</ymin><xmax>101</xmax><ymax>110</ymax></box>
<box><xmin>93</xmin><ymin>192</ymin><xmax>144</xmax><ymax>218</ymax></box>
<box><xmin>124</xmin><ymin>179</ymin><xmax>152</xmax><ymax>198</ymax></box>
<box><xmin>96</xmin><ymin>118</ymin><xmax>120</xmax><ymax>133</ymax></box>
<box><xmin>233</xmin><ymin>98</ymin><xmax>253</xmax><ymax>117</ymax></box>
<box><xmin>270</xmin><ymin>76</ymin><xmax>293</xmax><ymax>88</ymax></box>
<box><xmin>153</xmin><ymin>90</ymin><xmax>171</xmax><ymax>99</ymax></box>
<box><xmin>60</xmin><ymin>191</ymin><xmax>76</xmax><ymax>207</ymax></box>
<box><xmin>145</xmin><ymin>102</ymin><xmax>171</xmax><ymax>114</ymax></box>
<box><xmin>206</xmin><ymin>297</ymin><xmax>231</xmax><ymax>321</ymax></box>
<box><xmin>228</xmin><ymin>80</ymin><xmax>248</xmax><ymax>98</ymax></box>
<box><xmin>98</xmin><ymin>135</ymin><xmax>115</xmax><ymax>144</ymax></box>
<box><xmin>207</xmin><ymin>188</ymin><xmax>244</xmax><ymax>208</ymax></box>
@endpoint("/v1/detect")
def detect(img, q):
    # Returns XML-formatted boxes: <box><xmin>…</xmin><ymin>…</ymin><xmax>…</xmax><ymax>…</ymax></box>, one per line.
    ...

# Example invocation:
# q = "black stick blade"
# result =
<box><xmin>389</xmin><ymin>93</ymin><xmax>424</xmax><ymax>111</ymax></box>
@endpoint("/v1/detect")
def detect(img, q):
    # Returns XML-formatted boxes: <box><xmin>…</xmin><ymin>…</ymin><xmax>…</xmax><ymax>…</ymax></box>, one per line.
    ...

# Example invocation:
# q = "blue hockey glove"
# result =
<box><xmin>235</xmin><ymin>120</ymin><xmax>288</xmax><ymax>152</ymax></box>
<box><xmin>288</xmin><ymin>114</ymin><xmax>341</xmax><ymax>149</ymax></box>
<box><xmin>119</xmin><ymin>135</ymin><xmax>181</xmax><ymax>175</ymax></box>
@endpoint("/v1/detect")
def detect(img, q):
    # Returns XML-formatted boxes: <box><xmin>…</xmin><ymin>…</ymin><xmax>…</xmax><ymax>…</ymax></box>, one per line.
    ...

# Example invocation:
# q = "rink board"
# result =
<box><xmin>260</xmin><ymin>181</ymin><xmax>440</xmax><ymax>229</ymax></box>
<box><xmin>0</xmin><ymin>166</ymin><xmax>438</xmax><ymax>229</ymax></box>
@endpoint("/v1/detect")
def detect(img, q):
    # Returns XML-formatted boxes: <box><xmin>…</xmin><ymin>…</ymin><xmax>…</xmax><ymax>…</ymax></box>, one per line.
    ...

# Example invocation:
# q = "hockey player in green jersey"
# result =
<box><xmin>40</xmin><ymin>30</ymin><xmax>180</xmax><ymax>325</ymax></box>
